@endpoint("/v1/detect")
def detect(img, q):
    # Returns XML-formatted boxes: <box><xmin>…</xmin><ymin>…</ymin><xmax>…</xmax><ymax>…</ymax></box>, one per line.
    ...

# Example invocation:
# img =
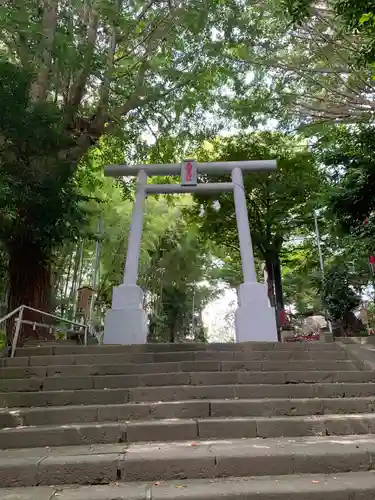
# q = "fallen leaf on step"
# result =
<box><xmin>311</xmin><ymin>480</ymin><xmax>320</xmax><ymax>484</ymax></box>
<box><xmin>176</xmin><ymin>485</ymin><xmax>187</xmax><ymax>489</ymax></box>
<box><xmin>153</xmin><ymin>482</ymin><xmax>161</xmax><ymax>486</ymax></box>
<box><xmin>191</xmin><ymin>442</ymin><xmax>197</xmax><ymax>446</ymax></box>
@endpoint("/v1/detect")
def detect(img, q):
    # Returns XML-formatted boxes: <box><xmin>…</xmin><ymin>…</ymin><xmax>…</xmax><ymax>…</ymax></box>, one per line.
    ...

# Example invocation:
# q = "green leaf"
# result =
<box><xmin>359</xmin><ymin>12</ymin><xmax>373</xmax><ymax>24</ymax></box>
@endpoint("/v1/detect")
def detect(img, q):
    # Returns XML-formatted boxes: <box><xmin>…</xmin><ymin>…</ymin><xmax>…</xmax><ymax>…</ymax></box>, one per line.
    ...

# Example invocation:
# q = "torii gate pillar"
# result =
<box><xmin>103</xmin><ymin>160</ymin><xmax>278</xmax><ymax>344</ymax></box>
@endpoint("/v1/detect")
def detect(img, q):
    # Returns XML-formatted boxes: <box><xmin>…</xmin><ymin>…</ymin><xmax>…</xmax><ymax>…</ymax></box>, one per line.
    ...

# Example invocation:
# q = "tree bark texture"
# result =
<box><xmin>265</xmin><ymin>255</ymin><xmax>285</xmax><ymax>342</ymax></box>
<box><xmin>8</xmin><ymin>241</ymin><xmax>53</xmax><ymax>342</ymax></box>
<box><xmin>273</xmin><ymin>256</ymin><xmax>285</xmax><ymax>312</ymax></box>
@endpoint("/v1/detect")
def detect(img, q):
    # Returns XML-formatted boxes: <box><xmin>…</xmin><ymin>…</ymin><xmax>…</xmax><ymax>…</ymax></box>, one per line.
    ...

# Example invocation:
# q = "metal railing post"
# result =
<box><xmin>0</xmin><ymin>305</ymin><xmax>22</xmax><ymax>327</ymax></box>
<box><xmin>0</xmin><ymin>304</ymin><xmax>97</xmax><ymax>352</ymax></box>
<box><xmin>11</xmin><ymin>306</ymin><xmax>24</xmax><ymax>358</ymax></box>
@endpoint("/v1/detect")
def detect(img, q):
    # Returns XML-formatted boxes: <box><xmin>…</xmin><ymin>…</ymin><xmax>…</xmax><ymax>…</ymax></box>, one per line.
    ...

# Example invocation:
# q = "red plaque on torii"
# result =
<box><xmin>181</xmin><ymin>159</ymin><xmax>197</xmax><ymax>186</ymax></box>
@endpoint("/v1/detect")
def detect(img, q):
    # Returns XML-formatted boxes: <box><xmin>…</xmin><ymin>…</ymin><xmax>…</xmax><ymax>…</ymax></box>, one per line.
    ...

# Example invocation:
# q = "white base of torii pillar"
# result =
<box><xmin>103</xmin><ymin>160</ymin><xmax>278</xmax><ymax>344</ymax></box>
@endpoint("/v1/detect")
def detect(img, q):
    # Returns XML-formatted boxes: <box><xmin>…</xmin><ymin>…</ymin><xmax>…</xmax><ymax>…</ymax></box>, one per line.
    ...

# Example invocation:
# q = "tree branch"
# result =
<box><xmin>11</xmin><ymin>31</ymin><xmax>30</xmax><ymax>68</ymax></box>
<box><xmin>114</xmin><ymin>5</ymin><xmax>178</xmax><ymax>65</ymax></box>
<box><xmin>92</xmin><ymin>0</ymin><xmax>123</xmax><ymax>132</ymax></box>
<box><xmin>306</xmin><ymin>12</ymin><xmax>373</xmax><ymax>94</ymax></box>
<box><xmin>289</xmin><ymin>65</ymin><xmax>374</xmax><ymax>114</ymax></box>
<box><xmin>93</xmin><ymin>3</ymin><xmax>181</xmax><ymax>134</ymax></box>
<box><xmin>137</xmin><ymin>0</ymin><xmax>159</xmax><ymax>21</ymax></box>
<box><xmin>65</xmin><ymin>2</ymin><xmax>99</xmax><ymax>119</ymax></box>
<box><xmin>109</xmin><ymin>56</ymin><xmax>195</xmax><ymax>130</ymax></box>
<box><xmin>29</xmin><ymin>0</ymin><xmax>58</xmax><ymax>102</ymax></box>
<box><xmin>245</xmin><ymin>194</ymin><xmax>268</xmax><ymax>256</ymax></box>
<box><xmin>110</xmin><ymin>58</ymin><xmax>149</xmax><ymax>120</ymax></box>
<box><xmin>238</xmin><ymin>56</ymin><xmax>352</xmax><ymax>75</ymax></box>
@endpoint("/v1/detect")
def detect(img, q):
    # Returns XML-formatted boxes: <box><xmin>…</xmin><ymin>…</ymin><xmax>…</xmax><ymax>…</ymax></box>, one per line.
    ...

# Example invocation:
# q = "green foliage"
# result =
<box><xmin>0</xmin><ymin>61</ymin><xmax>87</xmax><ymax>255</ymax></box>
<box><xmin>196</xmin><ymin>132</ymin><xmax>323</xmax><ymax>278</ymax></box>
<box><xmin>0</xmin><ymin>0</ymin><xmax>252</xmax><ymax>140</ymax></box>
<box><xmin>211</xmin><ymin>256</ymin><xmax>243</xmax><ymax>290</ymax></box>
<box><xmin>282</xmin><ymin>0</ymin><xmax>312</xmax><ymax>23</ymax></box>
<box><xmin>282</xmin><ymin>0</ymin><xmax>375</xmax><ymax>92</ymax></box>
<box><xmin>143</xmin><ymin>212</ymin><xmax>220</xmax><ymax>343</ymax></box>
<box><xmin>0</xmin><ymin>0</ymin><xmax>257</xmax><ymax>314</ymax></box>
<box><xmin>281</xmin><ymin>242</ymin><xmax>323</xmax><ymax>315</ymax></box>
<box><xmin>219</xmin><ymin>0</ymin><xmax>375</xmax><ymax>126</ymax></box>
<box><xmin>309</xmin><ymin>125</ymin><xmax>375</xmax><ymax>307</ymax></box>
<box><xmin>3</xmin><ymin>0</ymin><xmax>374</xmax><ymax>340</ymax></box>
<box><xmin>307</xmin><ymin>126</ymin><xmax>375</xmax><ymax>309</ymax></box>
<box><xmin>366</xmin><ymin>303</ymin><xmax>375</xmax><ymax>330</ymax></box>
<box><xmin>321</xmin><ymin>264</ymin><xmax>361</xmax><ymax>321</ymax></box>
<box><xmin>335</xmin><ymin>0</ymin><xmax>375</xmax><ymax>64</ymax></box>
<box><xmin>0</xmin><ymin>329</ymin><xmax>6</xmax><ymax>349</ymax></box>
<box><xmin>320</xmin><ymin>126</ymin><xmax>375</xmax><ymax>235</ymax></box>
<box><xmin>51</xmin><ymin>162</ymin><xmax>220</xmax><ymax>343</ymax></box>
<box><xmin>285</xmin><ymin>0</ymin><xmax>375</xmax><ymax>39</ymax></box>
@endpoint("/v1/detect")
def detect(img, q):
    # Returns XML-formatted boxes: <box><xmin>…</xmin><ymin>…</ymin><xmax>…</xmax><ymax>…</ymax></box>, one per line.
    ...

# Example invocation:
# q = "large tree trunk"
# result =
<box><xmin>273</xmin><ymin>256</ymin><xmax>285</xmax><ymax>313</ymax></box>
<box><xmin>265</xmin><ymin>255</ymin><xmax>285</xmax><ymax>342</ymax></box>
<box><xmin>265</xmin><ymin>261</ymin><xmax>276</xmax><ymax>308</ymax></box>
<box><xmin>7</xmin><ymin>240</ymin><xmax>53</xmax><ymax>343</ymax></box>
<box><xmin>265</xmin><ymin>261</ymin><xmax>280</xmax><ymax>341</ymax></box>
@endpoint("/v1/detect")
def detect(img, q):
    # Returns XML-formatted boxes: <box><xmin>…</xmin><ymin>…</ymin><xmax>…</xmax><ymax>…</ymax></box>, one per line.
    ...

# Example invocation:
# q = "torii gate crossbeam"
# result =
<box><xmin>103</xmin><ymin>160</ymin><xmax>278</xmax><ymax>344</ymax></box>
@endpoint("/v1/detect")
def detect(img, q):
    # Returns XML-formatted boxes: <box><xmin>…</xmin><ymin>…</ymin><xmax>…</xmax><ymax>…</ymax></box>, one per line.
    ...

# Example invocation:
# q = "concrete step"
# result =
<box><xmin>14</xmin><ymin>342</ymin><xmax>342</xmax><ymax>357</ymax></box>
<box><xmin>1</xmin><ymin>434</ymin><xmax>375</xmax><ymax>486</ymax></box>
<box><xmin>2</xmin><ymin>397</ymin><xmax>374</xmax><ymax>428</ymax></box>
<box><xmin>0</xmin><ymin>370</ymin><xmax>373</xmax><ymax>393</ymax></box>
<box><xmin>2</xmin><ymin>382</ymin><xmax>375</xmax><ymax>407</ymax></box>
<box><xmin>0</xmin><ymin>359</ymin><xmax>358</xmax><ymax>379</ymax></box>
<box><xmin>2</xmin><ymin>471</ymin><xmax>375</xmax><ymax>499</ymax></box>
<box><xmin>2</xmin><ymin>413</ymin><xmax>375</xmax><ymax>449</ymax></box>
<box><xmin>2</xmin><ymin>349</ymin><xmax>349</xmax><ymax>368</ymax></box>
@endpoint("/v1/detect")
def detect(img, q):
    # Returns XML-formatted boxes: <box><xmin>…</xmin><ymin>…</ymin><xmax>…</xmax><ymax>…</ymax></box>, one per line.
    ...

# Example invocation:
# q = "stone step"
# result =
<box><xmin>14</xmin><ymin>342</ymin><xmax>342</xmax><ymax>357</ymax></box>
<box><xmin>2</xmin><ymin>349</ymin><xmax>349</xmax><ymax>368</ymax></box>
<box><xmin>1</xmin><ymin>434</ymin><xmax>375</xmax><ymax>486</ymax></box>
<box><xmin>2</xmin><ymin>413</ymin><xmax>375</xmax><ymax>449</ymax></box>
<box><xmin>2</xmin><ymin>397</ymin><xmax>374</xmax><ymax>428</ymax></box>
<box><xmin>2</xmin><ymin>471</ymin><xmax>375</xmax><ymax>500</ymax></box>
<box><xmin>0</xmin><ymin>359</ymin><xmax>358</xmax><ymax>379</ymax></box>
<box><xmin>0</xmin><ymin>370</ymin><xmax>373</xmax><ymax>393</ymax></box>
<box><xmin>2</xmin><ymin>382</ymin><xmax>375</xmax><ymax>407</ymax></box>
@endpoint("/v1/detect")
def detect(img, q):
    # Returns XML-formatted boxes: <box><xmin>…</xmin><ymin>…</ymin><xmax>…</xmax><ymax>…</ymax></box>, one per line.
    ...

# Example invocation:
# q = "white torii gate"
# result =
<box><xmin>103</xmin><ymin>160</ymin><xmax>278</xmax><ymax>344</ymax></box>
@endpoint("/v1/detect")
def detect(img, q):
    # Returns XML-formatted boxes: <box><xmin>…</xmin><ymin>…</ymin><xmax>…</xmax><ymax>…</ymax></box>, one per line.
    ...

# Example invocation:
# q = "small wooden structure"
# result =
<box><xmin>76</xmin><ymin>286</ymin><xmax>95</xmax><ymax>320</ymax></box>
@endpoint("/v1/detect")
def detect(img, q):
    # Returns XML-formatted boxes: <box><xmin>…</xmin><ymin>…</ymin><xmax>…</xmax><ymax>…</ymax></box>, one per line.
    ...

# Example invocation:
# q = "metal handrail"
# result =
<box><xmin>0</xmin><ymin>305</ymin><xmax>23</xmax><ymax>326</ymax></box>
<box><xmin>0</xmin><ymin>305</ymin><xmax>90</xmax><ymax>358</ymax></box>
<box><xmin>0</xmin><ymin>306</ymin><xmax>24</xmax><ymax>357</ymax></box>
<box><xmin>21</xmin><ymin>305</ymin><xmax>87</xmax><ymax>329</ymax></box>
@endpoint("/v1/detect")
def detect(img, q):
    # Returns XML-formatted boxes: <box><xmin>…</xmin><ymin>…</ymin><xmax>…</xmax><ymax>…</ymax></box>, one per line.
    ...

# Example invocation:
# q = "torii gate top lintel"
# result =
<box><xmin>105</xmin><ymin>159</ymin><xmax>276</xmax><ymax>177</ymax></box>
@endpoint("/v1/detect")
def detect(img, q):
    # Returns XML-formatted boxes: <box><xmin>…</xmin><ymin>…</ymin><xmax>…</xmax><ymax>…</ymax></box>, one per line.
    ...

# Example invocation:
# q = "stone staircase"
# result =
<box><xmin>0</xmin><ymin>342</ymin><xmax>375</xmax><ymax>498</ymax></box>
